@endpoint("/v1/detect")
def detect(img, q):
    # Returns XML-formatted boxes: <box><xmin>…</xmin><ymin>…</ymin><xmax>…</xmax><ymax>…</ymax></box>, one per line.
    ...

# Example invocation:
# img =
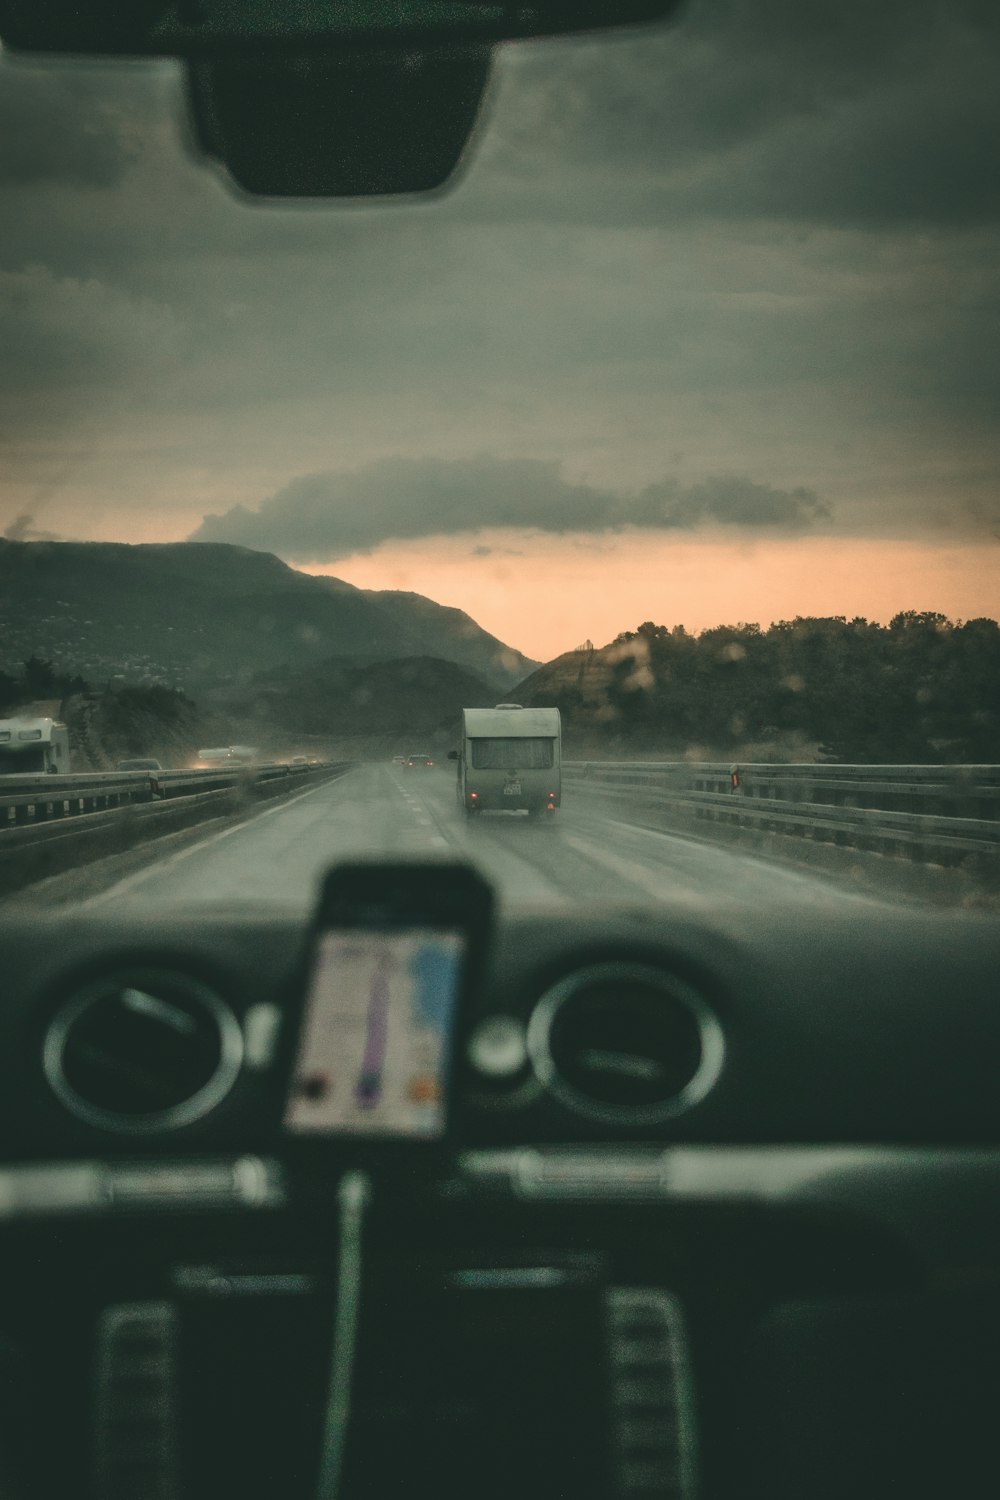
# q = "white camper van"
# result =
<box><xmin>195</xmin><ymin>745</ymin><xmax>259</xmax><ymax>768</ymax></box>
<box><xmin>0</xmin><ymin>716</ymin><xmax>71</xmax><ymax>774</ymax></box>
<box><xmin>452</xmin><ymin>704</ymin><xmax>561</xmax><ymax>818</ymax></box>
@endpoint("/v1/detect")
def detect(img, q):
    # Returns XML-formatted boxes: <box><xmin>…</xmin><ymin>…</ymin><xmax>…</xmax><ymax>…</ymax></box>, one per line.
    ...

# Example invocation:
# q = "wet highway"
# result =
<box><xmin>82</xmin><ymin>762</ymin><xmax>869</xmax><ymax>915</ymax></box>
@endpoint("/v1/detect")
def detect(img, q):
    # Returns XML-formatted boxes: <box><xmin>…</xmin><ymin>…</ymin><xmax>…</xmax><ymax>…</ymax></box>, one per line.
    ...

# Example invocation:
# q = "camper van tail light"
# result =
<box><xmin>18</xmin><ymin>730</ymin><xmax>43</xmax><ymax>741</ymax></box>
<box><xmin>469</xmin><ymin>792</ymin><xmax>478</xmax><ymax>802</ymax></box>
<box><xmin>546</xmin><ymin>801</ymin><xmax>556</xmax><ymax>812</ymax></box>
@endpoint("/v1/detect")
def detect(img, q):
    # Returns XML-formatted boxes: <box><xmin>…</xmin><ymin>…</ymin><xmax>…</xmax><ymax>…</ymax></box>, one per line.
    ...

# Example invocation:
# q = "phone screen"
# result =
<box><xmin>284</xmin><ymin>926</ymin><xmax>466</xmax><ymax>1138</ymax></box>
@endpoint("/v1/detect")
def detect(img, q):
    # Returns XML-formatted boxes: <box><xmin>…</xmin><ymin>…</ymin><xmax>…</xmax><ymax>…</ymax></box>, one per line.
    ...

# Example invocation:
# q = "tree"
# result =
<box><xmin>22</xmin><ymin>656</ymin><xmax>59</xmax><ymax>697</ymax></box>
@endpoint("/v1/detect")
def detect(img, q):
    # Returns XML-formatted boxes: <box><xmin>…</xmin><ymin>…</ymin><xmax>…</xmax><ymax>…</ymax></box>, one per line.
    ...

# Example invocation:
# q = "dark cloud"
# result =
<box><xmin>470</xmin><ymin>0</ymin><xmax>1000</xmax><ymax>228</ymax></box>
<box><xmin>190</xmin><ymin>458</ymin><xmax>609</xmax><ymax>555</ymax></box>
<box><xmin>632</xmin><ymin>476</ymin><xmax>829</xmax><ymax>529</ymax></box>
<box><xmin>189</xmin><ymin>455</ymin><xmax>829</xmax><ymax>557</ymax></box>
<box><xmin>2</xmin><ymin>511</ymin><xmax>60</xmax><ymax>542</ymax></box>
<box><xmin>0</xmin><ymin>3</ymin><xmax>996</xmax><ymax>548</ymax></box>
<box><xmin>0</xmin><ymin>61</ymin><xmax>138</xmax><ymax>187</ymax></box>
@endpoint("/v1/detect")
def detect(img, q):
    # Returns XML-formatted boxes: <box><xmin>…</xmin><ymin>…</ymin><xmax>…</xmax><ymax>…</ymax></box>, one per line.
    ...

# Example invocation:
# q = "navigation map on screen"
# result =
<box><xmin>285</xmin><ymin>927</ymin><xmax>465</xmax><ymax>1137</ymax></box>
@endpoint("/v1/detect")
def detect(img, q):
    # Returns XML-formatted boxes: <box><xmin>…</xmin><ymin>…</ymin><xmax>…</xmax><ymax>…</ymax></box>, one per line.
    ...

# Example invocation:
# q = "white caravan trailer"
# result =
<box><xmin>0</xmin><ymin>716</ymin><xmax>71</xmax><ymax>774</ymax></box>
<box><xmin>452</xmin><ymin>704</ymin><xmax>561</xmax><ymax>818</ymax></box>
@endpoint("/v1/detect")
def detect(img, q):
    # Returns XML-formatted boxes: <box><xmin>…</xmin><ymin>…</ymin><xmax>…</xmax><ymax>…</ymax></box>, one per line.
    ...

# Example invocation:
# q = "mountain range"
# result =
<box><xmin>0</xmin><ymin>539</ymin><xmax>537</xmax><ymax>690</ymax></box>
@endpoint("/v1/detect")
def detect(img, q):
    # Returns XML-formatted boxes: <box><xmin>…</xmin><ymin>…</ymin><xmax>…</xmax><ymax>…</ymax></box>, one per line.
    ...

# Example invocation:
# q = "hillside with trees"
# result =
<box><xmin>0</xmin><ymin>651</ymin><xmax>498</xmax><ymax>767</ymax></box>
<box><xmin>0</xmin><ymin>539</ymin><xmax>536</xmax><ymax>691</ymax></box>
<box><xmin>241</xmin><ymin>655</ymin><xmax>497</xmax><ymax>739</ymax></box>
<box><xmin>516</xmin><ymin>614</ymin><xmax>1000</xmax><ymax>763</ymax></box>
<box><xmin>6</xmin><ymin>613</ymin><xmax>998</xmax><ymax>768</ymax></box>
<box><xmin>0</xmin><ymin>657</ymin><xmax>203</xmax><ymax>770</ymax></box>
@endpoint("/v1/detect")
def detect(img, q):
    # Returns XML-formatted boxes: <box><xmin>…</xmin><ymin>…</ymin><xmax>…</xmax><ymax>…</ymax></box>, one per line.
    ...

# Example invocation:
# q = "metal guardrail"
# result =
<box><xmin>0</xmin><ymin>762</ymin><xmax>353</xmax><ymax>897</ymax></box>
<box><xmin>0</xmin><ymin>762</ymin><xmax>327</xmax><ymax>832</ymax></box>
<box><xmin>562</xmin><ymin>762</ymin><xmax>1000</xmax><ymax>863</ymax></box>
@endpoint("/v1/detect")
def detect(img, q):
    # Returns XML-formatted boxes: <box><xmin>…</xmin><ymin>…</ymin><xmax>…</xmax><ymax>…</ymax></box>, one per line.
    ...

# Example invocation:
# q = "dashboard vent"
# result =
<box><xmin>526</xmin><ymin>963</ymin><xmax>723</xmax><ymax>1124</ymax></box>
<box><xmin>606</xmin><ymin>1288</ymin><xmax>698</xmax><ymax>1499</ymax></box>
<box><xmin>43</xmin><ymin>968</ymin><xmax>244</xmax><ymax>1133</ymax></box>
<box><xmin>93</xmin><ymin>1302</ymin><xmax>180</xmax><ymax>1500</ymax></box>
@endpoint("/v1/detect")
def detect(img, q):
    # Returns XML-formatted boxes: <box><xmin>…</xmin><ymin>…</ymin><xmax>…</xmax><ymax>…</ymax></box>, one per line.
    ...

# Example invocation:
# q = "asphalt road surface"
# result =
<box><xmin>81</xmin><ymin>763</ymin><xmax>873</xmax><ymax>914</ymax></box>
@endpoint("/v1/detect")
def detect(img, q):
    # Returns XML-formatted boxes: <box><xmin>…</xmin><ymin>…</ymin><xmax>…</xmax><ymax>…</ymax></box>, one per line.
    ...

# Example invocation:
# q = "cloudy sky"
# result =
<box><xmin>1</xmin><ymin>0</ymin><xmax>998</xmax><ymax>658</ymax></box>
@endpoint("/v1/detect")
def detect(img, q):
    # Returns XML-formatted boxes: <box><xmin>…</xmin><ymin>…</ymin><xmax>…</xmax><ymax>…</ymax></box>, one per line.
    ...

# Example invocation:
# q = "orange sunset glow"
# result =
<box><xmin>301</xmin><ymin>533</ymin><xmax>1000</xmax><ymax>662</ymax></box>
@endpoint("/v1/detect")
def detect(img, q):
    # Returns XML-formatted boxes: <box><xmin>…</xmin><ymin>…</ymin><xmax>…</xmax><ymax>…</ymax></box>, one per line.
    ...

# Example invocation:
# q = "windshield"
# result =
<box><xmin>1</xmin><ymin>1</ymin><xmax>997</xmax><ymax>916</ymax></box>
<box><xmin>472</xmin><ymin>740</ymin><xmax>555</xmax><ymax>771</ymax></box>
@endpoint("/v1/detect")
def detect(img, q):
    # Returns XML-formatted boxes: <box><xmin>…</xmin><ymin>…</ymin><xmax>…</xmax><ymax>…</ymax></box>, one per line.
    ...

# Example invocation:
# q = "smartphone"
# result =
<box><xmin>282</xmin><ymin>862</ymin><xmax>493</xmax><ymax>1148</ymax></box>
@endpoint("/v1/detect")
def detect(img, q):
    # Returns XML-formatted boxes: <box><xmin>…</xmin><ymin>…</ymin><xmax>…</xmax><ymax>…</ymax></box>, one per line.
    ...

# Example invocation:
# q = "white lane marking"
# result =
<box><xmin>406</xmin><ymin>781</ymin><xmax>570</xmax><ymax>906</ymax></box>
<box><xmin>581</xmin><ymin>807</ymin><xmax>862</xmax><ymax>896</ymax></box>
<box><xmin>561</xmin><ymin>831</ymin><xmax>692</xmax><ymax>900</ymax></box>
<box><xmin>563</xmin><ymin>808</ymin><xmax>870</xmax><ymax>908</ymax></box>
<box><xmin>81</xmin><ymin>776</ymin><xmax>352</xmax><ymax>905</ymax></box>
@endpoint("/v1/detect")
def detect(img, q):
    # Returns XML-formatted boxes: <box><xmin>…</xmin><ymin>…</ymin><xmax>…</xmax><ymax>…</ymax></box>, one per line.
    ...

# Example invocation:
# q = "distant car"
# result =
<box><xmin>405</xmin><ymin>753</ymin><xmax>435</xmax><ymax>768</ymax></box>
<box><xmin>288</xmin><ymin>755</ymin><xmax>309</xmax><ymax>766</ymax></box>
<box><xmin>116</xmin><ymin>758</ymin><xmax>162</xmax><ymax>772</ymax></box>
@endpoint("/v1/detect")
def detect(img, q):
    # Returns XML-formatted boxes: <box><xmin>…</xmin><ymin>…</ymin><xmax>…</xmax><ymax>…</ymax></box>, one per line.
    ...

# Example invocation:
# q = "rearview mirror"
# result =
<box><xmin>188</xmin><ymin>47</ymin><xmax>492</xmax><ymax>197</ymax></box>
<box><xmin>0</xmin><ymin>0</ymin><xmax>682</xmax><ymax>199</ymax></box>
<box><xmin>0</xmin><ymin>2</ymin><xmax>680</xmax><ymax>55</ymax></box>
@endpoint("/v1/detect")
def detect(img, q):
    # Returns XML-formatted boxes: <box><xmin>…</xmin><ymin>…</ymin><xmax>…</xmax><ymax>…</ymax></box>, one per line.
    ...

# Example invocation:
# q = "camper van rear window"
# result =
<box><xmin>471</xmin><ymin>737</ymin><xmax>554</xmax><ymax>771</ymax></box>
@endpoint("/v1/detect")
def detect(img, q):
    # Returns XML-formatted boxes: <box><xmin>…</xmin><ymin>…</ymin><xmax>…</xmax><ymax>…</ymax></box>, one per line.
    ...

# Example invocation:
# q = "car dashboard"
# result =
<box><xmin>0</xmin><ymin>888</ymin><xmax>998</xmax><ymax>1500</ymax></box>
